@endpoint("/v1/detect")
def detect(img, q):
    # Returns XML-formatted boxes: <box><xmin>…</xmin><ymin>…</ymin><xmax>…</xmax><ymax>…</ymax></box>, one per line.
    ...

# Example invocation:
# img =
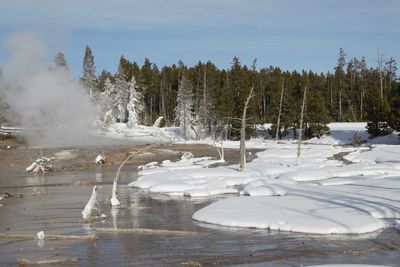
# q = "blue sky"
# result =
<box><xmin>0</xmin><ymin>0</ymin><xmax>399</xmax><ymax>78</ymax></box>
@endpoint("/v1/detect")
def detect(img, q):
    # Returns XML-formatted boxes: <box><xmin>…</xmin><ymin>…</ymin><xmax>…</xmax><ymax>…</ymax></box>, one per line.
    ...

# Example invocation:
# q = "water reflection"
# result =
<box><xmin>26</xmin><ymin>174</ymin><xmax>48</xmax><ymax>195</ymax></box>
<box><xmin>111</xmin><ymin>207</ymin><xmax>119</xmax><ymax>230</ymax></box>
<box><xmin>95</xmin><ymin>172</ymin><xmax>103</xmax><ymax>182</ymax></box>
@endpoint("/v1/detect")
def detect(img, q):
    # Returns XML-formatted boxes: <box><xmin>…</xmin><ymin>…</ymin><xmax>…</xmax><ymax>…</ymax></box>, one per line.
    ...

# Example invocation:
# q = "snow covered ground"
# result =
<box><xmin>94</xmin><ymin>123</ymin><xmax>179</xmax><ymax>144</ymax></box>
<box><xmin>124</xmin><ymin>122</ymin><xmax>400</xmax><ymax>235</ymax></box>
<box><xmin>97</xmin><ymin>122</ymin><xmax>399</xmax><ymax>146</ymax></box>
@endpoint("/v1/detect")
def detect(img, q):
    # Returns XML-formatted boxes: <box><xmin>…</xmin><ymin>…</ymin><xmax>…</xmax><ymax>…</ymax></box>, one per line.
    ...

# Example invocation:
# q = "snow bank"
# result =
<box><xmin>192</xmin><ymin>195</ymin><xmax>386</xmax><ymax>234</ymax></box>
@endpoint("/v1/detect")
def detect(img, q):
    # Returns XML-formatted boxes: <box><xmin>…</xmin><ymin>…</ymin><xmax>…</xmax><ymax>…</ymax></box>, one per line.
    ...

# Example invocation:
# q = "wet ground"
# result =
<box><xmin>1</xmin><ymin>144</ymin><xmax>400</xmax><ymax>266</ymax></box>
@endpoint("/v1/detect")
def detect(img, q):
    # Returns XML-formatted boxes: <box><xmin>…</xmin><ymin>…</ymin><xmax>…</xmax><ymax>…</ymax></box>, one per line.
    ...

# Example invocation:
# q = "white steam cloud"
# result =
<box><xmin>1</xmin><ymin>33</ymin><xmax>96</xmax><ymax>147</ymax></box>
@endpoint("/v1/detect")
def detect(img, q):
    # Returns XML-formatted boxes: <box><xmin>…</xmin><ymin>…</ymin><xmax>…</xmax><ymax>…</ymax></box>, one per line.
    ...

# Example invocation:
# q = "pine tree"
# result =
<box><xmin>114</xmin><ymin>66</ymin><xmax>130</xmax><ymax>123</ymax></box>
<box><xmin>389</xmin><ymin>83</ymin><xmax>400</xmax><ymax>133</ymax></box>
<box><xmin>306</xmin><ymin>90</ymin><xmax>330</xmax><ymax>138</ymax></box>
<box><xmin>127</xmin><ymin>76</ymin><xmax>143</xmax><ymax>128</ymax></box>
<box><xmin>175</xmin><ymin>74</ymin><xmax>195</xmax><ymax>140</ymax></box>
<box><xmin>365</xmin><ymin>69</ymin><xmax>392</xmax><ymax>137</ymax></box>
<box><xmin>385</xmin><ymin>57</ymin><xmax>397</xmax><ymax>90</ymax></box>
<box><xmin>81</xmin><ymin>46</ymin><xmax>98</xmax><ymax>99</ymax></box>
<box><xmin>101</xmin><ymin>78</ymin><xmax>117</xmax><ymax>126</ymax></box>
<box><xmin>54</xmin><ymin>52</ymin><xmax>69</xmax><ymax>71</ymax></box>
<box><xmin>98</xmin><ymin>70</ymin><xmax>114</xmax><ymax>92</ymax></box>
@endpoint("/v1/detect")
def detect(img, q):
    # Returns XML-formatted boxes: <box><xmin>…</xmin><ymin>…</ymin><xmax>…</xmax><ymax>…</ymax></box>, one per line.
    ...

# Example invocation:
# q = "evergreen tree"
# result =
<box><xmin>385</xmin><ymin>56</ymin><xmax>397</xmax><ymax>90</ymax></box>
<box><xmin>81</xmin><ymin>46</ymin><xmax>98</xmax><ymax>98</ymax></box>
<box><xmin>306</xmin><ymin>90</ymin><xmax>330</xmax><ymax>138</ymax></box>
<box><xmin>98</xmin><ymin>69</ymin><xmax>114</xmax><ymax>92</ymax></box>
<box><xmin>101</xmin><ymin>78</ymin><xmax>117</xmax><ymax>127</ymax></box>
<box><xmin>365</xmin><ymin>70</ymin><xmax>392</xmax><ymax>137</ymax></box>
<box><xmin>114</xmin><ymin>66</ymin><xmax>130</xmax><ymax>123</ymax></box>
<box><xmin>389</xmin><ymin>83</ymin><xmax>400</xmax><ymax>133</ymax></box>
<box><xmin>54</xmin><ymin>52</ymin><xmax>69</xmax><ymax>71</ymax></box>
<box><xmin>175</xmin><ymin>74</ymin><xmax>195</xmax><ymax>139</ymax></box>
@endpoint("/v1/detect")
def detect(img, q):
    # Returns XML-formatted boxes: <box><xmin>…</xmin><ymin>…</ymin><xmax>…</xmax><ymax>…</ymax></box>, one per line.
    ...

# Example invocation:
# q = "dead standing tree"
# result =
<box><xmin>275</xmin><ymin>78</ymin><xmax>285</xmax><ymax>142</ymax></box>
<box><xmin>111</xmin><ymin>145</ymin><xmax>155</xmax><ymax>206</ymax></box>
<box><xmin>296</xmin><ymin>85</ymin><xmax>307</xmax><ymax>164</ymax></box>
<box><xmin>240</xmin><ymin>86</ymin><xmax>255</xmax><ymax>172</ymax></box>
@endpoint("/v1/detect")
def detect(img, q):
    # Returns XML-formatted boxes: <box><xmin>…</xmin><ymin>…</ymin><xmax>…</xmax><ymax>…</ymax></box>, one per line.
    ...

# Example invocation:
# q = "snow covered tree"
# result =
<box><xmin>54</xmin><ymin>52</ymin><xmax>69</xmax><ymax>71</ymax></box>
<box><xmin>114</xmin><ymin>66</ymin><xmax>130</xmax><ymax>123</ymax></box>
<box><xmin>127</xmin><ymin>76</ymin><xmax>143</xmax><ymax>128</ymax></box>
<box><xmin>81</xmin><ymin>46</ymin><xmax>98</xmax><ymax>101</ymax></box>
<box><xmin>101</xmin><ymin>78</ymin><xmax>117</xmax><ymax>126</ymax></box>
<box><xmin>175</xmin><ymin>74</ymin><xmax>195</xmax><ymax>139</ymax></box>
<box><xmin>98</xmin><ymin>69</ymin><xmax>114</xmax><ymax>92</ymax></box>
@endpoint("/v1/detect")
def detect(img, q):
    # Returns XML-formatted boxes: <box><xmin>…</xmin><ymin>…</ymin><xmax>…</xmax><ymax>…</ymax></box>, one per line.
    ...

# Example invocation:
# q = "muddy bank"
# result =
<box><xmin>0</xmin><ymin>143</ymin><xmax>249</xmax><ymax>173</ymax></box>
<box><xmin>0</xmin><ymin>142</ymin><xmax>262</xmax><ymax>190</ymax></box>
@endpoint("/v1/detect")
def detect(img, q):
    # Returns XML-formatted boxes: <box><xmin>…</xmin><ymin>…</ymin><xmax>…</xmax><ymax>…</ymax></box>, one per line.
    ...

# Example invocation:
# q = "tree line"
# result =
<box><xmin>76</xmin><ymin>46</ymin><xmax>400</xmax><ymax>140</ymax></box>
<box><xmin>2</xmin><ymin>47</ymin><xmax>399</xmax><ymax>140</ymax></box>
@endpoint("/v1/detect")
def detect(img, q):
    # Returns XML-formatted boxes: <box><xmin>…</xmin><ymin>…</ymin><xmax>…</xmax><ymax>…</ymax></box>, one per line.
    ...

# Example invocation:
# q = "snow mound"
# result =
<box><xmin>278</xmin><ymin>169</ymin><xmax>333</xmax><ymax>182</ymax></box>
<box><xmin>242</xmin><ymin>184</ymin><xmax>287</xmax><ymax>196</ymax></box>
<box><xmin>192</xmin><ymin>195</ymin><xmax>387</xmax><ymax>234</ymax></box>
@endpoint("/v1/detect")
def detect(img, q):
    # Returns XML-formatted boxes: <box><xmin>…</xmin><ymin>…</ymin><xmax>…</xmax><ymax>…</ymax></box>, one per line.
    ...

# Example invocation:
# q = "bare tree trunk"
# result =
<box><xmin>196</xmin><ymin>68</ymin><xmax>201</xmax><ymax>109</ymax></box>
<box><xmin>160</xmin><ymin>80</ymin><xmax>167</xmax><ymax>125</ymax></box>
<box><xmin>360</xmin><ymin>85</ymin><xmax>364</xmax><ymax>120</ymax></box>
<box><xmin>203</xmin><ymin>67</ymin><xmax>208</xmax><ymax>131</ymax></box>
<box><xmin>111</xmin><ymin>145</ymin><xmax>155</xmax><ymax>206</ymax></box>
<box><xmin>275</xmin><ymin>78</ymin><xmax>285</xmax><ymax>142</ymax></box>
<box><xmin>296</xmin><ymin>86</ymin><xmax>307</xmax><ymax>165</ymax></box>
<box><xmin>263</xmin><ymin>90</ymin><xmax>267</xmax><ymax>121</ymax></box>
<box><xmin>169</xmin><ymin>82</ymin><xmax>172</xmax><ymax>122</ymax></box>
<box><xmin>203</xmin><ymin>68</ymin><xmax>207</xmax><ymax>109</ymax></box>
<box><xmin>339</xmin><ymin>81</ymin><xmax>342</xmax><ymax>120</ymax></box>
<box><xmin>380</xmin><ymin>71</ymin><xmax>384</xmax><ymax>102</ymax></box>
<box><xmin>240</xmin><ymin>86</ymin><xmax>254</xmax><ymax>172</ymax></box>
<box><xmin>330</xmin><ymin>81</ymin><xmax>333</xmax><ymax>109</ymax></box>
<box><xmin>377</xmin><ymin>48</ymin><xmax>384</xmax><ymax>103</ymax></box>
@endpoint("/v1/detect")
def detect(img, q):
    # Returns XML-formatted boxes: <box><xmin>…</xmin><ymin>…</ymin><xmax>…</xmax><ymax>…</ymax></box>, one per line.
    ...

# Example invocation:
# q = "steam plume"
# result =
<box><xmin>0</xmin><ymin>33</ymin><xmax>96</xmax><ymax>147</ymax></box>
